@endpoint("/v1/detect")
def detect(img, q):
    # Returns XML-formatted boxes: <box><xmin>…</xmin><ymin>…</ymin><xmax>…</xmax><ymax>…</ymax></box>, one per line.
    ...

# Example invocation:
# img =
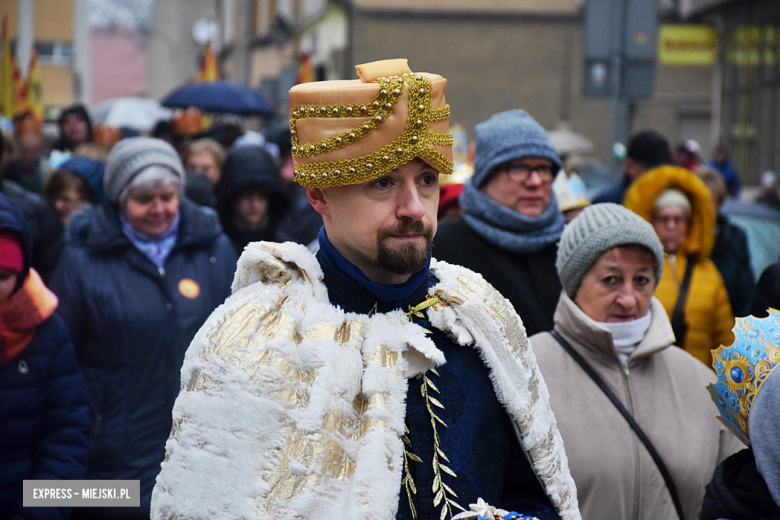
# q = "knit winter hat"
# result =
<box><xmin>654</xmin><ymin>188</ymin><xmax>691</xmax><ymax>213</ymax></box>
<box><xmin>0</xmin><ymin>231</ymin><xmax>24</xmax><ymax>274</ymax></box>
<box><xmin>61</xmin><ymin>156</ymin><xmax>106</xmax><ymax>203</ymax></box>
<box><xmin>556</xmin><ymin>203</ymin><xmax>664</xmax><ymax>298</ymax></box>
<box><xmin>472</xmin><ymin>109</ymin><xmax>561</xmax><ymax>188</ymax></box>
<box><xmin>104</xmin><ymin>137</ymin><xmax>185</xmax><ymax>203</ymax></box>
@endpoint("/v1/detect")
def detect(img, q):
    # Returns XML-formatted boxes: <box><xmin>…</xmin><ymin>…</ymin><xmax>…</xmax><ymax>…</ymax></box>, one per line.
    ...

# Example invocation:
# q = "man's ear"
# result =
<box><xmin>306</xmin><ymin>187</ymin><xmax>330</xmax><ymax>217</ymax></box>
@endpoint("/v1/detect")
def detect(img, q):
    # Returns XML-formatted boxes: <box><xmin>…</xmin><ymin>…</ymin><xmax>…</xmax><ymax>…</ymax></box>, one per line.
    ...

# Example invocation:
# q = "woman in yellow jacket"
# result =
<box><xmin>625</xmin><ymin>165</ymin><xmax>734</xmax><ymax>367</ymax></box>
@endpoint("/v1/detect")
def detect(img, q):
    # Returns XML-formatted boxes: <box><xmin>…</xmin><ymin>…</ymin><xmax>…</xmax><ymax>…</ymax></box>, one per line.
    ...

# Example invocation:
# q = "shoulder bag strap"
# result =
<box><xmin>549</xmin><ymin>330</ymin><xmax>686</xmax><ymax>520</ymax></box>
<box><xmin>670</xmin><ymin>255</ymin><xmax>696</xmax><ymax>345</ymax></box>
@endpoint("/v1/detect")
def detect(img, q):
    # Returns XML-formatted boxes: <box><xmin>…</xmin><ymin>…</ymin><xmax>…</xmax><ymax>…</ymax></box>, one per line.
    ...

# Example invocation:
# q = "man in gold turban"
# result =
<box><xmin>151</xmin><ymin>59</ymin><xmax>580</xmax><ymax>520</ymax></box>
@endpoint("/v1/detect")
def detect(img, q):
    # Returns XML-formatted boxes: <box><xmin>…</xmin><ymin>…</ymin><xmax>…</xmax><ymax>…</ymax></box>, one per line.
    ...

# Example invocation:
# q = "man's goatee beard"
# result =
<box><xmin>376</xmin><ymin>220</ymin><xmax>434</xmax><ymax>275</ymax></box>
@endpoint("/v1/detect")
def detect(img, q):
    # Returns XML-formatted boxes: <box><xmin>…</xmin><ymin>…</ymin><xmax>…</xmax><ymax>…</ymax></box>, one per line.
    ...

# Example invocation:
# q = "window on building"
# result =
<box><xmin>8</xmin><ymin>39</ymin><xmax>73</xmax><ymax>66</ymax></box>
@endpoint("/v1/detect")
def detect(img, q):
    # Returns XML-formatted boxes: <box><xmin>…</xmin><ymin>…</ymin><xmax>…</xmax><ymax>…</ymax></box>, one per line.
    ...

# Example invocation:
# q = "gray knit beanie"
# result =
<box><xmin>557</xmin><ymin>203</ymin><xmax>665</xmax><ymax>298</ymax></box>
<box><xmin>471</xmin><ymin>109</ymin><xmax>561</xmax><ymax>188</ymax></box>
<box><xmin>104</xmin><ymin>137</ymin><xmax>185</xmax><ymax>203</ymax></box>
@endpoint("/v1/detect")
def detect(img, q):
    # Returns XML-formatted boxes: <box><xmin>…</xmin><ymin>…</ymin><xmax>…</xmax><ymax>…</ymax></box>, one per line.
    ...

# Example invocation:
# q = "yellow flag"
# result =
<box><xmin>198</xmin><ymin>41</ymin><xmax>219</xmax><ymax>81</ymax></box>
<box><xmin>295</xmin><ymin>53</ymin><xmax>315</xmax><ymax>85</ymax></box>
<box><xmin>0</xmin><ymin>16</ymin><xmax>18</xmax><ymax>118</ymax></box>
<box><xmin>13</xmin><ymin>49</ymin><xmax>26</xmax><ymax>114</ymax></box>
<box><xmin>24</xmin><ymin>47</ymin><xmax>42</xmax><ymax>119</ymax></box>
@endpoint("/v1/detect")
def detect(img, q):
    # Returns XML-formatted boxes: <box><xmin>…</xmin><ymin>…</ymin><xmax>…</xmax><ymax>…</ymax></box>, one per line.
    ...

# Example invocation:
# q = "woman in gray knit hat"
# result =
<box><xmin>49</xmin><ymin>137</ymin><xmax>237</xmax><ymax>520</ymax></box>
<box><xmin>529</xmin><ymin>203</ymin><xmax>742</xmax><ymax>520</ymax></box>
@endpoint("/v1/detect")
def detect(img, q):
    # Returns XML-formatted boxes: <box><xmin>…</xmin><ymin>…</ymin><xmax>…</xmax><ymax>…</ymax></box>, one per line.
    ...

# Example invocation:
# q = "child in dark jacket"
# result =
<box><xmin>0</xmin><ymin>193</ymin><xmax>90</xmax><ymax>520</ymax></box>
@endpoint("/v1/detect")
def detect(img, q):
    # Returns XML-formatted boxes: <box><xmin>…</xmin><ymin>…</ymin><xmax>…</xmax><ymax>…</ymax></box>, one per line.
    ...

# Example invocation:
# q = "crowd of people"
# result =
<box><xmin>1</xmin><ymin>57</ymin><xmax>780</xmax><ymax>520</ymax></box>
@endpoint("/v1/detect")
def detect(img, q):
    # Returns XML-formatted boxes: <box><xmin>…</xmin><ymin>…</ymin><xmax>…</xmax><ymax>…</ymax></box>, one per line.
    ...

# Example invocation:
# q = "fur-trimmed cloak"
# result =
<box><xmin>151</xmin><ymin>241</ymin><xmax>580</xmax><ymax>520</ymax></box>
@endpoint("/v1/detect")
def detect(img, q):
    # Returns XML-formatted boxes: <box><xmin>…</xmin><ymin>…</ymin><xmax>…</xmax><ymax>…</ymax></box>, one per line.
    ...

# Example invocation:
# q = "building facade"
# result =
<box><xmin>690</xmin><ymin>0</ymin><xmax>779</xmax><ymax>185</ymax></box>
<box><xmin>338</xmin><ymin>0</ymin><xmax>718</xmax><ymax>163</ymax></box>
<box><xmin>0</xmin><ymin>0</ymin><xmax>75</xmax><ymax>108</ymax></box>
<box><xmin>143</xmin><ymin>0</ymin><xmax>732</xmax><ymax>171</ymax></box>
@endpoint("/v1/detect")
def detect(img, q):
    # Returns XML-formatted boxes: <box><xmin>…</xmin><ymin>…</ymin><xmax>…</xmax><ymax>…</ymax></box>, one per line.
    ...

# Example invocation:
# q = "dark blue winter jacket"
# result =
<box><xmin>49</xmin><ymin>198</ymin><xmax>237</xmax><ymax>517</ymax></box>
<box><xmin>707</xmin><ymin>159</ymin><xmax>741</xmax><ymax>199</ymax></box>
<box><xmin>0</xmin><ymin>315</ymin><xmax>90</xmax><ymax>520</ymax></box>
<box><xmin>0</xmin><ymin>193</ymin><xmax>91</xmax><ymax>520</ymax></box>
<box><xmin>592</xmin><ymin>176</ymin><xmax>632</xmax><ymax>205</ymax></box>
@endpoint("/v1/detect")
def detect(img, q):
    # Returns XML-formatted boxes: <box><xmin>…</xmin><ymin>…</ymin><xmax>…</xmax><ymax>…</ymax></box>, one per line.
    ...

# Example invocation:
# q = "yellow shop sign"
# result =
<box><xmin>658</xmin><ymin>25</ymin><xmax>718</xmax><ymax>66</ymax></box>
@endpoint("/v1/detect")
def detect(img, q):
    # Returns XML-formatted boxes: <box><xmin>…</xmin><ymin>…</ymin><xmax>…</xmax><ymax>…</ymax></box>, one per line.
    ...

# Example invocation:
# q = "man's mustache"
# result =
<box><xmin>377</xmin><ymin>220</ymin><xmax>434</xmax><ymax>241</ymax></box>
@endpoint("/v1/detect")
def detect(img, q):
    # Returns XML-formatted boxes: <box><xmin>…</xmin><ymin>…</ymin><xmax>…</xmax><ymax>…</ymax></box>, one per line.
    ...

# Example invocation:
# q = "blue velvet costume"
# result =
<box><xmin>317</xmin><ymin>229</ymin><xmax>559</xmax><ymax>520</ymax></box>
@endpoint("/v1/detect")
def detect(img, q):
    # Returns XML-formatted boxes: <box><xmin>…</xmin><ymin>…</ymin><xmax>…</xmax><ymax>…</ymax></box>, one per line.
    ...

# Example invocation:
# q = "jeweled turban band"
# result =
<box><xmin>288</xmin><ymin>59</ymin><xmax>453</xmax><ymax>188</ymax></box>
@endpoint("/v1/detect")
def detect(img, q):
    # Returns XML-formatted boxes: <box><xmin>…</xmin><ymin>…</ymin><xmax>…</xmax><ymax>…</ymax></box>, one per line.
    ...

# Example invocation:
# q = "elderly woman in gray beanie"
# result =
<box><xmin>49</xmin><ymin>137</ymin><xmax>237</xmax><ymax>520</ymax></box>
<box><xmin>530</xmin><ymin>203</ymin><xmax>741</xmax><ymax>520</ymax></box>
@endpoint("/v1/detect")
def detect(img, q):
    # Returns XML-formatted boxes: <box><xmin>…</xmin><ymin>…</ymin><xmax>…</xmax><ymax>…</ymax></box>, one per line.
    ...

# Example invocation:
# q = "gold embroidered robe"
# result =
<box><xmin>151</xmin><ymin>241</ymin><xmax>581</xmax><ymax>520</ymax></box>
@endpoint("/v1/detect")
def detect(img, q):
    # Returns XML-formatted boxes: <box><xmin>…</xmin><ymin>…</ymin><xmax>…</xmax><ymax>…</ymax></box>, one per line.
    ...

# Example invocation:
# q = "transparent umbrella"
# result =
<box><xmin>547</xmin><ymin>129</ymin><xmax>594</xmax><ymax>156</ymax></box>
<box><xmin>91</xmin><ymin>97</ymin><xmax>172</xmax><ymax>132</ymax></box>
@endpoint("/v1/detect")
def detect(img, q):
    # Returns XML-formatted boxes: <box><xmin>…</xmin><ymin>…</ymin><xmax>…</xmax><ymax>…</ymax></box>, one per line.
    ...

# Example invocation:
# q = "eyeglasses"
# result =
<box><xmin>501</xmin><ymin>161</ymin><xmax>555</xmax><ymax>183</ymax></box>
<box><xmin>652</xmin><ymin>215</ymin><xmax>689</xmax><ymax>227</ymax></box>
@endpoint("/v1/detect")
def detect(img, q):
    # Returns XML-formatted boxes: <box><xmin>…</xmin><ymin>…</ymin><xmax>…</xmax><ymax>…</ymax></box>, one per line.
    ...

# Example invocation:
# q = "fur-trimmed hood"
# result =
<box><xmin>624</xmin><ymin>165</ymin><xmax>716</xmax><ymax>259</ymax></box>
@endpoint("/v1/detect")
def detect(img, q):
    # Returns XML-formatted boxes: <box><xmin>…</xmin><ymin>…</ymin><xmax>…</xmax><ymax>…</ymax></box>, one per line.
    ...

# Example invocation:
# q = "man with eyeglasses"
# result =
<box><xmin>434</xmin><ymin>109</ymin><xmax>565</xmax><ymax>336</ymax></box>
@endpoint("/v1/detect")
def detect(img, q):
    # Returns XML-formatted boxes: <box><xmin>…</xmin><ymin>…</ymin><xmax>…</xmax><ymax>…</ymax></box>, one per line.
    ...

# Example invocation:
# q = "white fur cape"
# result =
<box><xmin>151</xmin><ymin>242</ymin><xmax>580</xmax><ymax>520</ymax></box>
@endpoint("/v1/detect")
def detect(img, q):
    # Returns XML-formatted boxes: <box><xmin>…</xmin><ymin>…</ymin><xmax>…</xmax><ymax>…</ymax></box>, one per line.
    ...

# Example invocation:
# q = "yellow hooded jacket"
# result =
<box><xmin>624</xmin><ymin>166</ymin><xmax>734</xmax><ymax>367</ymax></box>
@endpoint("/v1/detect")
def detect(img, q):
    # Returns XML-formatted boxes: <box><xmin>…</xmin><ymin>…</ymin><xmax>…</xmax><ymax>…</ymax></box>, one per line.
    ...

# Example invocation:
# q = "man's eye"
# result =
<box><xmin>375</xmin><ymin>178</ymin><xmax>390</xmax><ymax>188</ymax></box>
<box><xmin>421</xmin><ymin>174</ymin><xmax>437</xmax><ymax>185</ymax></box>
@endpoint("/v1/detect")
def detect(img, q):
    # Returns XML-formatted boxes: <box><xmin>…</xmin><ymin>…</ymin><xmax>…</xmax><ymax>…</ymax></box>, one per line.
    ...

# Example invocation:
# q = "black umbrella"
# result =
<box><xmin>160</xmin><ymin>80</ymin><xmax>274</xmax><ymax>116</ymax></box>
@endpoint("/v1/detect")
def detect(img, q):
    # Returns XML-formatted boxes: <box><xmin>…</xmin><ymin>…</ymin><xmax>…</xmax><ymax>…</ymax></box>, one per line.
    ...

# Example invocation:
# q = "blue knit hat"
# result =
<box><xmin>61</xmin><ymin>156</ymin><xmax>106</xmax><ymax>203</ymax></box>
<box><xmin>472</xmin><ymin>109</ymin><xmax>561</xmax><ymax>188</ymax></box>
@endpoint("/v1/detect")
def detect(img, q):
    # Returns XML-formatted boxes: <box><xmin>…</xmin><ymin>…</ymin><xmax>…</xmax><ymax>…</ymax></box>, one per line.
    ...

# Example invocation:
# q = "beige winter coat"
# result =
<box><xmin>530</xmin><ymin>293</ymin><xmax>743</xmax><ymax>520</ymax></box>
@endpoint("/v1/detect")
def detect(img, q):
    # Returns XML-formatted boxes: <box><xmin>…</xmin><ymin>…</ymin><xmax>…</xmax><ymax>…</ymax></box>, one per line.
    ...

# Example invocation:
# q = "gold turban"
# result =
<box><xmin>288</xmin><ymin>59</ymin><xmax>453</xmax><ymax>188</ymax></box>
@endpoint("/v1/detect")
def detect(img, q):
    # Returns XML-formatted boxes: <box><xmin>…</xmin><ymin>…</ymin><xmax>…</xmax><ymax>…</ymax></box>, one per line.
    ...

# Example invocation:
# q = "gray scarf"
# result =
<box><xmin>459</xmin><ymin>180</ymin><xmax>565</xmax><ymax>254</ymax></box>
